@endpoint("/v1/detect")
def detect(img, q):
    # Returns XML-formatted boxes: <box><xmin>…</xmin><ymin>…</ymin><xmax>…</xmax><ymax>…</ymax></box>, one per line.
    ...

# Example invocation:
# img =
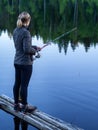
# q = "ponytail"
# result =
<box><xmin>17</xmin><ymin>19</ymin><xmax>23</xmax><ymax>28</ymax></box>
<box><xmin>16</xmin><ymin>12</ymin><xmax>31</xmax><ymax>28</ymax></box>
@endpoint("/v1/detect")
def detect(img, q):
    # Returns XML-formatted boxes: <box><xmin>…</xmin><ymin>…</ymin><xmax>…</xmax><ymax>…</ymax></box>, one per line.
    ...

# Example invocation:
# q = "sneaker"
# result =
<box><xmin>21</xmin><ymin>105</ymin><xmax>37</xmax><ymax>113</ymax></box>
<box><xmin>14</xmin><ymin>104</ymin><xmax>20</xmax><ymax>111</ymax></box>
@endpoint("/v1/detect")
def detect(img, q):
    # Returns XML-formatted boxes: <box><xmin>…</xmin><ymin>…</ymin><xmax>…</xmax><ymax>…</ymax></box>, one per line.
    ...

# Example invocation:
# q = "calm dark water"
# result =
<box><xmin>0</xmin><ymin>31</ymin><xmax>98</xmax><ymax>130</ymax></box>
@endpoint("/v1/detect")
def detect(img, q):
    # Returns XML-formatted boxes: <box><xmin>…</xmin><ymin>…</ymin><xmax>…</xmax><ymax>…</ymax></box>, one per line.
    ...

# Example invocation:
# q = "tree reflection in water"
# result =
<box><xmin>0</xmin><ymin>0</ymin><xmax>98</xmax><ymax>53</ymax></box>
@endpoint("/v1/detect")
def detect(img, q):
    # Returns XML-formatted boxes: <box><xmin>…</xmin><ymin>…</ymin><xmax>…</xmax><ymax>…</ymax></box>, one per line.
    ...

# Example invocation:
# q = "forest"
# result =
<box><xmin>0</xmin><ymin>0</ymin><xmax>98</xmax><ymax>52</ymax></box>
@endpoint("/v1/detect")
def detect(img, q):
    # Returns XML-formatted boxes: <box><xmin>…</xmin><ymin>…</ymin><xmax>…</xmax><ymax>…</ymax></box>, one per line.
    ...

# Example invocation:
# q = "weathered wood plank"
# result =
<box><xmin>34</xmin><ymin>111</ymin><xmax>78</xmax><ymax>130</ymax></box>
<box><xmin>0</xmin><ymin>97</ymin><xmax>60</xmax><ymax>130</ymax></box>
<box><xmin>0</xmin><ymin>95</ymin><xmax>84</xmax><ymax>130</ymax></box>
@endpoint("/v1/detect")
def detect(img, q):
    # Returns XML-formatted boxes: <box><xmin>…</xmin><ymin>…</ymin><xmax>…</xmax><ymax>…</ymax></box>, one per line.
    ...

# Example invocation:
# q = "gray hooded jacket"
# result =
<box><xmin>13</xmin><ymin>26</ymin><xmax>36</xmax><ymax>65</ymax></box>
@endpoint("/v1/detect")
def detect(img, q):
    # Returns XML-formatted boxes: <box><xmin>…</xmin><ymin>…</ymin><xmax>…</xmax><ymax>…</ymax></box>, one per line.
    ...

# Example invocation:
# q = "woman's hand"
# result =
<box><xmin>37</xmin><ymin>47</ymin><xmax>41</xmax><ymax>51</ymax></box>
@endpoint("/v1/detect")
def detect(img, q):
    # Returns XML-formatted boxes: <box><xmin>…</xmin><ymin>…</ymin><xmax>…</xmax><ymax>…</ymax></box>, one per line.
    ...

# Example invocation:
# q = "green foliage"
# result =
<box><xmin>0</xmin><ymin>0</ymin><xmax>98</xmax><ymax>52</ymax></box>
<box><xmin>58</xmin><ymin>0</ymin><xmax>68</xmax><ymax>14</ymax></box>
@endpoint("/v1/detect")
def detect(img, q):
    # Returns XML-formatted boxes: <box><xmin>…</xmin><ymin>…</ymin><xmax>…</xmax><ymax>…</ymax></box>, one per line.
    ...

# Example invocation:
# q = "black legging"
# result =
<box><xmin>13</xmin><ymin>64</ymin><xmax>32</xmax><ymax>105</ymax></box>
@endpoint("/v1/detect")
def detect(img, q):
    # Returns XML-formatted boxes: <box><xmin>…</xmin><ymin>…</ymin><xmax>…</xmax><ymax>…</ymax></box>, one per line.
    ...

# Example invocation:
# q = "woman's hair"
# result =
<box><xmin>17</xmin><ymin>11</ymin><xmax>31</xmax><ymax>28</ymax></box>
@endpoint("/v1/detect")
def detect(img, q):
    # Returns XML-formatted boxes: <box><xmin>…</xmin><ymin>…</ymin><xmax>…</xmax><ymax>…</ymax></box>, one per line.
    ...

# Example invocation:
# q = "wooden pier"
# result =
<box><xmin>0</xmin><ymin>95</ymin><xmax>84</xmax><ymax>130</ymax></box>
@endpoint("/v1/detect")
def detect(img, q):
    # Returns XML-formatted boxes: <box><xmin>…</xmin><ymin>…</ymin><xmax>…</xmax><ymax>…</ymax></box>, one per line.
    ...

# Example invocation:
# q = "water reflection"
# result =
<box><xmin>1</xmin><ymin>1</ymin><xmax>98</xmax><ymax>130</ymax></box>
<box><xmin>0</xmin><ymin>28</ymin><xmax>98</xmax><ymax>130</ymax></box>
<box><xmin>13</xmin><ymin>117</ymin><xmax>28</xmax><ymax>130</ymax></box>
<box><xmin>0</xmin><ymin>0</ymin><xmax>98</xmax><ymax>52</ymax></box>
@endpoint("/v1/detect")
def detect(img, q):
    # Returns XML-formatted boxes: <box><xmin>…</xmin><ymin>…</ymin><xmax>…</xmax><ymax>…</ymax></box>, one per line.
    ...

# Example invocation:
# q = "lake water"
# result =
<box><xmin>0</xmin><ymin>31</ymin><xmax>98</xmax><ymax>130</ymax></box>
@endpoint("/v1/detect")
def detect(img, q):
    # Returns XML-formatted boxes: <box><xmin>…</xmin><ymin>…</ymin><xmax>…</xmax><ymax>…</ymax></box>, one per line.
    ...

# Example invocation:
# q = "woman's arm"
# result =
<box><xmin>23</xmin><ymin>31</ymin><xmax>37</xmax><ymax>55</ymax></box>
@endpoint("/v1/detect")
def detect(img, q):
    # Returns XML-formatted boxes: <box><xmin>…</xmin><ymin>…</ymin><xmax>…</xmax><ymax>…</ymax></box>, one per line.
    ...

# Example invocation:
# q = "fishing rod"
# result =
<box><xmin>52</xmin><ymin>27</ymin><xmax>77</xmax><ymax>42</ymax></box>
<box><xmin>35</xmin><ymin>27</ymin><xmax>77</xmax><ymax>59</ymax></box>
<box><xmin>40</xmin><ymin>27</ymin><xmax>77</xmax><ymax>50</ymax></box>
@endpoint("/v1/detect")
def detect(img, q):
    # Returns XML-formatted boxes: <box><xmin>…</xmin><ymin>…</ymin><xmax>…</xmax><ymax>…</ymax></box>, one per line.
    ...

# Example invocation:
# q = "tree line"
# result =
<box><xmin>0</xmin><ymin>0</ymin><xmax>98</xmax><ymax>52</ymax></box>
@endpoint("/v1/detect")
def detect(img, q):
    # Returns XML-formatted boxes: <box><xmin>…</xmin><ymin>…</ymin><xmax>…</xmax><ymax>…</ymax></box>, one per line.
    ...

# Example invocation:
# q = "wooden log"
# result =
<box><xmin>0</xmin><ymin>97</ymin><xmax>60</xmax><ymax>130</ymax></box>
<box><xmin>0</xmin><ymin>95</ymin><xmax>84</xmax><ymax>130</ymax></box>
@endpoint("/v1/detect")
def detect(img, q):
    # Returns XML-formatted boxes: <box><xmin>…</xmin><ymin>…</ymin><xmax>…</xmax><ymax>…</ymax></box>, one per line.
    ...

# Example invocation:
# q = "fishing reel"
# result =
<box><xmin>35</xmin><ymin>51</ymin><xmax>41</xmax><ymax>59</ymax></box>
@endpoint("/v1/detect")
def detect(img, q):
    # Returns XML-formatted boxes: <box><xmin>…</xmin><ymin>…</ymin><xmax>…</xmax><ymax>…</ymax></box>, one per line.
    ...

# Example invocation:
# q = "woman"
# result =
<box><xmin>13</xmin><ymin>11</ymin><xmax>41</xmax><ymax>112</ymax></box>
